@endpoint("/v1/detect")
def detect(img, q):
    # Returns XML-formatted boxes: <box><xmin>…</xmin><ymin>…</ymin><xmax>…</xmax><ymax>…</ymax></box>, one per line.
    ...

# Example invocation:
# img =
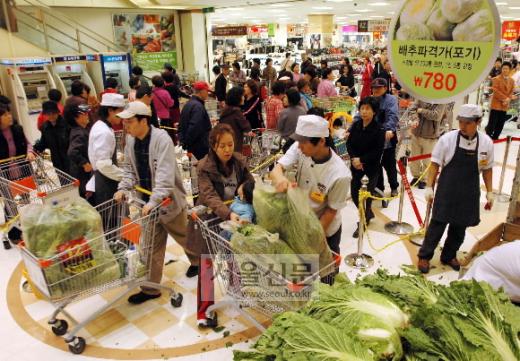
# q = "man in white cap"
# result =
<box><xmin>87</xmin><ymin>93</ymin><xmax>125</xmax><ymax>205</ymax></box>
<box><xmin>271</xmin><ymin>115</ymin><xmax>351</xmax><ymax>257</ymax></box>
<box><xmin>418</xmin><ymin>104</ymin><xmax>494</xmax><ymax>274</ymax></box>
<box><xmin>114</xmin><ymin>101</ymin><xmax>188</xmax><ymax>304</ymax></box>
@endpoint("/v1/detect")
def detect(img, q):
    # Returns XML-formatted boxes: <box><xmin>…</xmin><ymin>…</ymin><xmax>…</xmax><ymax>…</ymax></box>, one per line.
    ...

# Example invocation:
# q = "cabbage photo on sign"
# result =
<box><xmin>389</xmin><ymin>0</ymin><xmax>501</xmax><ymax>103</ymax></box>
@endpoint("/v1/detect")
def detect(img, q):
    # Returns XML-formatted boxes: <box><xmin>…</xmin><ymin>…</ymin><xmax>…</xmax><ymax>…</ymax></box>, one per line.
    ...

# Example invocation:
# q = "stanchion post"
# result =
<box><xmin>345</xmin><ymin>176</ymin><xmax>374</xmax><ymax>269</ymax></box>
<box><xmin>385</xmin><ymin>154</ymin><xmax>414</xmax><ymax>235</ymax></box>
<box><xmin>497</xmin><ymin>136</ymin><xmax>512</xmax><ymax>203</ymax></box>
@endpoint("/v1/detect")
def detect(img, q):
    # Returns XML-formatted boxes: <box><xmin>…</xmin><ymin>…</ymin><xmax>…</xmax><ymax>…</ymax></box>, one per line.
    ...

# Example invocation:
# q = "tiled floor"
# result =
<box><xmin>1</xmin><ymin>119</ymin><xmax>519</xmax><ymax>361</ymax></box>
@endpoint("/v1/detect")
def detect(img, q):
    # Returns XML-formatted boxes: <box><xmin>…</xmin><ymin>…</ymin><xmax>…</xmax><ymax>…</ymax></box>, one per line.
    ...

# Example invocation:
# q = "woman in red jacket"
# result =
<box><xmin>151</xmin><ymin>75</ymin><xmax>174</xmax><ymax>126</ymax></box>
<box><xmin>360</xmin><ymin>56</ymin><xmax>374</xmax><ymax>100</ymax></box>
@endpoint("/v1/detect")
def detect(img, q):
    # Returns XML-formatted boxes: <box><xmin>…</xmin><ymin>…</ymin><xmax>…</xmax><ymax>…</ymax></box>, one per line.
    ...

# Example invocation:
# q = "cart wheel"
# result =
<box><xmin>206</xmin><ymin>313</ymin><xmax>218</xmax><ymax>329</ymax></box>
<box><xmin>3</xmin><ymin>239</ymin><xmax>11</xmax><ymax>250</ymax></box>
<box><xmin>51</xmin><ymin>319</ymin><xmax>68</xmax><ymax>336</ymax></box>
<box><xmin>170</xmin><ymin>293</ymin><xmax>183</xmax><ymax>308</ymax></box>
<box><xmin>22</xmin><ymin>280</ymin><xmax>32</xmax><ymax>293</ymax></box>
<box><xmin>68</xmin><ymin>337</ymin><xmax>86</xmax><ymax>355</ymax></box>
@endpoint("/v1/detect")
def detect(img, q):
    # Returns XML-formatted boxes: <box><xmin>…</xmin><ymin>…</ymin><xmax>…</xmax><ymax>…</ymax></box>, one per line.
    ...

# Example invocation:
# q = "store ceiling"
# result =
<box><xmin>154</xmin><ymin>0</ymin><xmax>520</xmax><ymax>25</ymax></box>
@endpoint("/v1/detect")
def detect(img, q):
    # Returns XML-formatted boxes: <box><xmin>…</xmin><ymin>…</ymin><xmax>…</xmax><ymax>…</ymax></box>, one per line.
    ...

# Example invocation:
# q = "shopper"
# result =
<box><xmin>297</xmin><ymin>79</ymin><xmax>313</xmax><ymax>112</ymax></box>
<box><xmin>303</xmin><ymin>67</ymin><xmax>320</xmax><ymax>95</ymax></box>
<box><xmin>242</xmin><ymin>79</ymin><xmax>263</xmax><ymax>129</ymax></box>
<box><xmin>151</xmin><ymin>75</ymin><xmax>174</xmax><ymax>127</ymax></box>
<box><xmin>369</xmin><ymin>78</ymin><xmax>399</xmax><ymax>197</ymax></box>
<box><xmin>291</xmin><ymin>63</ymin><xmax>302</xmax><ymax>83</ymax></box>
<box><xmin>0</xmin><ymin>104</ymin><xmax>35</xmax><ymax>245</ymax></box>
<box><xmin>214</xmin><ymin>64</ymin><xmax>229</xmax><ymax>107</ymax></box>
<box><xmin>162</xmin><ymin>71</ymin><xmax>182</xmax><ymax>125</ymax></box>
<box><xmin>179</xmin><ymin>81</ymin><xmax>212</xmax><ymax>160</ymax></box>
<box><xmin>66</xmin><ymin>80</ymin><xmax>88</xmax><ymax>107</ymax></box>
<box><xmin>219</xmin><ymin>87</ymin><xmax>251</xmax><ymax>152</ymax></box>
<box><xmin>251</xmin><ymin>58</ymin><xmax>261</xmax><ymax>72</ymax></box>
<box><xmin>265</xmin><ymin>81</ymin><xmax>286</xmax><ymax>129</ymax></box>
<box><xmin>37</xmin><ymin>89</ymin><xmax>64</xmax><ymax>131</ymax></box>
<box><xmin>188</xmin><ymin>123</ymin><xmax>254</xmax><ymax>327</ymax></box>
<box><xmin>86</xmin><ymin>93</ymin><xmax>125</xmax><ymax>205</ymax></box>
<box><xmin>271</xmin><ymin>115</ymin><xmax>351</xmax><ymax>255</ymax></box>
<box><xmin>489</xmin><ymin>57</ymin><xmax>502</xmax><ymax>78</ymax></box>
<box><xmin>280</xmin><ymin>52</ymin><xmax>293</xmax><ymax>72</ymax></box>
<box><xmin>33</xmin><ymin>101</ymin><xmax>70</xmax><ymax>173</ymax></box>
<box><xmin>99</xmin><ymin>77</ymin><xmax>119</xmax><ymax>99</ymax></box>
<box><xmin>115</xmin><ymin>101</ymin><xmax>188</xmax><ymax>304</ymax></box>
<box><xmin>317</xmin><ymin>68</ymin><xmax>338</xmax><ymax>97</ymax></box>
<box><xmin>65</xmin><ymin>102</ymin><xmax>92</xmax><ymax>200</ymax></box>
<box><xmin>418</xmin><ymin>104</ymin><xmax>494</xmax><ymax>273</ymax></box>
<box><xmin>301</xmin><ymin>56</ymin><xmax>313</xmax><ymax>74</ymax></box>
<box><xmin>132</xmin><ymin>65</ymin><xmax>149</xmax><ymax>87</ymax></box>
<box><xmin>347</xmin><ymin>96</ymin><xmax>385</xmax><ymax>238</ymax></box>
<box><xmin>360</xmin><ymin>56</ymin><xmax>374</xmax><ymax>100</ymax></box>
<box><xmin>164</xmin><ymin>63</ymin><xmax>182</xmax><ymax>89</ymax></box>
<box><xmin>135</xmin><ymin>85</ymin><xmax>159</xmax><ymax>128</ymax></box>
<box><xmin>485</xmin><ymin>61</ymin><xmax>516</xmax><ymax>140</ymax></box>
<box><xmin>317</xmin><ymin>60</ymin><xmax>328</xmax><ymax>78</ymax></box>
<box><xmin>229</xmin><ymin>62</ymin><xmax>246</xmax><ymax>88</ymax></box>
<box><xmin>337</xmin><ymin>64</ymin><xmax>356</xmax><ymax>97</ymax></box>
<box><xmin>128</xmin><ymin>76</ymin><xmax>141</xmax><ymax>102</ymax></box>
<box><xmin>372</xmin><ymin>54</ymin><xmax>383</xmax><ymax>79</ymax></box>
<box><xmin>262</xmin><ymin>58</ymin><xmax>277</xmax><ymax>89</ymax></box>
<box><xmin>379</xmin><ymin>60</ymin><xmax>393</xmax><ymax>94</ymax></box>
<box><xmin>277</xmin><ymin>88</ymin><xmax>306</xmax><ymax>152</ymax></box>
<box><xmin>409</xmin><ymin>101</ymin><xmax>448</xmax><ymax>188</ymax></box>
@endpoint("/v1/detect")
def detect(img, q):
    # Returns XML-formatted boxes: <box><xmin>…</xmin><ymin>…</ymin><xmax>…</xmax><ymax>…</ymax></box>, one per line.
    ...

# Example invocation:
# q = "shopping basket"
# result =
<box><xmin>192</xmin><ymin>208</ymin><xmax>339</xmax><ymax>331</ymax></box>
<box><xmin>17</xmin><ymin>195</ymin><xmax>183</xmax><ymax>354</ymax></box>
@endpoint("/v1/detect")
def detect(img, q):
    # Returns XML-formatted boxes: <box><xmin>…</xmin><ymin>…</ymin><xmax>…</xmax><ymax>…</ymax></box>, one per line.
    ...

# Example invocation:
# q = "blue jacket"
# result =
<box><xmin>229</xmin><ymin>196</ymin><xmax>255</xmax><ymax>223</ymax></box>
<box><xmin>179</xmin><ymin>95</ymin><xmax>212</xmax><ymax>160</ymax></box>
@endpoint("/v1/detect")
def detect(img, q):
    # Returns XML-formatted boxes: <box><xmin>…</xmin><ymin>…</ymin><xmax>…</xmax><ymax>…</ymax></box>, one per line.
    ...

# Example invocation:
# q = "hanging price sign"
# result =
<box><xmin>388</xmin><ymin>0</ymin><xmax>501</xmax><ymax>103</ymax></box>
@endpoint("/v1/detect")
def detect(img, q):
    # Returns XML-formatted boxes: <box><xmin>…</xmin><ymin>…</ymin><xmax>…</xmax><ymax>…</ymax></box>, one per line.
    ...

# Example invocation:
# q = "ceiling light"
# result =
<box><xmin>370</xmin><ymin>15</ymin><xmax>384</xmax><ymax>18</ymax></box>
<box><xmin>268</xmin><ymin>9</ymin><xmax>287</xmax><ymax>12</ymax></box>
<box><xmin>327</xmin><ymin>0</ymin><xmax>353</xmax><ymax>2</ymax></box>
<box><xmin>496</xmin><ymin>2</ymin><xmax>508</xmax><ymax>5</ymax></box>
<box><xmin>501</xmin><ymin>16</ymin><xmax>514</xmax><ymax>19</ymax></box>
<box><xmin>355</xmin><ymin>9</ymin><xmax>374</xmax><ymax>12</ymax></box>
<box><xmin>226</xmin><ymin>7</ymin><xmax>244</xmax><ymax>11</ymax></box>
<box><xmin>369</xmin><ymin>2</ymin><xmax>390</xmax><ymax>5</ymax></box>
<box><xmin>509</xmin><ymin>7</ymin><xmax>520</xmax><ymax>9</ymax></box>
<box><xmin>313</xmin><ymin>6</ymin><xmax>334</xmax><ymax>10</ymax></box>
<box><xmin>270</xmin><ymin>3</ymin><xmax>291</xmax><ymax>7</ymax></box>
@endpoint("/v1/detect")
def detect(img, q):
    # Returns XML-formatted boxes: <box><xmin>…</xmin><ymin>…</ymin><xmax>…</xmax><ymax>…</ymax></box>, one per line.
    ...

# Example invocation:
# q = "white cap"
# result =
<box><xmin>117</xmin><ymin>101</ymin><xmax>152</xmax><ymax>119</ymax></box>
<box><xmin>100</xmin><ymin>93</ymin><xmax>125</xmax><ymax>108</ymax></box>
<box><xmin>279</xmin><ymin>76</ymin><xmax>291</xmax><ymax>81</ymax></box>
<box><xmin>290</xmin><ymin>115</ymin><xmax>329</xmax><ymax>141</ymax></box>
<box><xmin>457</xmin><ymin>104</ymin><xmax>483</xmax><ymax>121</ymax></box>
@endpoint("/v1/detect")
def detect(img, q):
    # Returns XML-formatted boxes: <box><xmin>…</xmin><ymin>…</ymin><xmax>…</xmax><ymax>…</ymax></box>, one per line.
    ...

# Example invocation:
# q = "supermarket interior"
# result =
<box><xmin>1</xmin><ymin>0</ymin><xmax>520</xmax><ymax>360</ymax></box>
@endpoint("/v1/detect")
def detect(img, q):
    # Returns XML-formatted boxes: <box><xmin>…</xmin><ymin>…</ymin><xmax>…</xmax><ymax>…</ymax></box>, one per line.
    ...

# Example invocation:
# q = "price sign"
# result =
<box><xmin>388</xmin><ymin>0</ymin><xmax>500</xmax><ymax>103</ymax></box>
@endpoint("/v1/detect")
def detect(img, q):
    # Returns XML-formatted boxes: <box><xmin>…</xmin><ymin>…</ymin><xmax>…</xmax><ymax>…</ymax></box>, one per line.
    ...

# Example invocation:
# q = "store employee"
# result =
<box><xmin>271</xmin><ymin>115</ymin><xmax>351</xmax><ymax>255</ymax></box>
<box><xmin>418</xmin><ymin>104</ymin><xmax>494</xmax><ymax>274</ymax></box>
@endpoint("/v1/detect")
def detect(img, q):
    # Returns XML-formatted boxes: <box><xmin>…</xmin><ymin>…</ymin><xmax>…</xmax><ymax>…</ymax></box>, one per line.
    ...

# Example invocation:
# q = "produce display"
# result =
<box><xmin>20</xmin><ymin>198</ymin><xmax>121</xmax><ymax>299</ymax></box>
<box><xmin>235</xmin><ymin>269</ymin><xmax>520</xmax><ymax>361</ymax></box>
<box><xmin>395</xmin><ymin>0</ymin><xmax>494</xmax><ymax>42</ymax></box>
<box><xmin>253</xmin><ymin>185</ymin><xmax>333</xmax><ymax>274</ymax></box>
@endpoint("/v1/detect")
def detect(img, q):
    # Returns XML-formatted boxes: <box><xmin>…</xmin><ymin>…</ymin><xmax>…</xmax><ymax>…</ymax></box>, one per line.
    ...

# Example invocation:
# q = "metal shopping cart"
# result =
<box><xmin>191</xmin><ymin>208</ymin><xmax>339</xmax><ymax>331</ymax></box>
<box><xmin>176</xmin><ymin>151</ymin><xmax>199</xmax><ymax>206</ymax></box>
<box><xmin>243</xmin><ymin>129</ymin><xmax>283</xmax><ymax>174</ymax></box>
<box><xmin>18</xmin><ymin>196</ymin><xmax>183</xmax><ymax>354</ymax></box>
<box><xmin>0</xmin><ymin>155</ymin><xmax>80</xmax><ymax>249</ymax></box>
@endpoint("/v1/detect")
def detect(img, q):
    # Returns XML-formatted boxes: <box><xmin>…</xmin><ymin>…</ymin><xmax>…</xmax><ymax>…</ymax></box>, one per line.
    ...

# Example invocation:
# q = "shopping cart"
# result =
<box><xmin>176</xmin><ymin>150</ymin><xmax>199</xmax><ymax>206</ymax></box>
<box><xmin>114</xmin><ymin>130</ymin><xmax>126</xmax><ymax>165</ymax></box>
<box><xmin>18</xmin><ymin>196</ymin><xmax>183</xmax><ymax>354</ymax></box>
<box><xmin>243</xmin><ymin>129</ymin><xmax>283</xmax><ymax>173</ymax></box>
<box><xmin>191</xmin><ymin>208</ymin><xmax>339</xmax><ymax>331</ymax></box>
<box><xmin>0</xmin><ymin>155</ymin><xmax>80</xmax><ymax>249</ymax></box>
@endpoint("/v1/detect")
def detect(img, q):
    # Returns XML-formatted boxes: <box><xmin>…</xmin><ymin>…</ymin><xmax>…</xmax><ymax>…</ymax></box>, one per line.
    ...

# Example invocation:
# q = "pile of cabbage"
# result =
<box><xmin>395</xmin><ymin>0</ymin><xmax>494</xmax><ymax>42</ymax></box>
<box><xmin>234</xmin><ymin>270</ymin><xmax>520</xmax><ymax>361</ymax></box>
<box><xmin>20</xmin><ymin>198</ymin><xmax>122</xmax><ymax>299</ymax></box>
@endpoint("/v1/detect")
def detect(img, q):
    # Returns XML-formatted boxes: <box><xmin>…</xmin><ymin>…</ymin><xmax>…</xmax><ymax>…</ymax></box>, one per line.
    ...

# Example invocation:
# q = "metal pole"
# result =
<box><xmin>385</xmin><ymin>155</ymin><xmax>414</xmax><ymax>235</ymax></box>
<box><xmin>497</xmin><ymin>136</ymin><xmax>512</xmax><ymax>202</ymax></box>
<box><xmin>345</xmin><ymin>175</ymin><xmax>374</xmax><ymax>269</ymax></box>
<box><xmin>410</xmin><ymin>199</ymin><xmax>432</xmax><ymax>247</ymax></box>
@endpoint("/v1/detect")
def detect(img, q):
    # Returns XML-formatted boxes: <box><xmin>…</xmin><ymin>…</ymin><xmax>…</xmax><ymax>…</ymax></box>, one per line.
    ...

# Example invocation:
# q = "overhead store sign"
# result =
<box><xmin>53</xmin><ymin>55</ymin><xmax>88</xmax><ymax>63</ymax></box>
<box><xmin>268</xmin><ymin>23</ymin><xmax>276</xmax><ymax>37</ymax></box>
<box><xmin>502</xmin><ymin>21</ymin><xmax>520</xmax><ymax>41</ymax></box>
<box><xmin>211</xmin><ymin>26</ymin><xmax>247</xmax><ymax>37</ymax></box>
<box><xmin>388</xmin><ymin>0</ymin><xmax>501</xmax><ymax>104</ymax></box>
<box><xmin>103</xmin><ymin>54</ymin><xmax>127</xmax><ymax>63</ymax></box>
<box><xmin>358</xmin><ymin>19</ymin><xmax>391</xmax><ymax>32</ymax></box>
<box><xmin>342</xmin><ymin>25</ymin><xmax>358</xmax><ymax>33</ymax></box>
<box><xmin>0</xmin><ymin>57</ymin><xmax>52</xmax><ymax>66</ymax></box>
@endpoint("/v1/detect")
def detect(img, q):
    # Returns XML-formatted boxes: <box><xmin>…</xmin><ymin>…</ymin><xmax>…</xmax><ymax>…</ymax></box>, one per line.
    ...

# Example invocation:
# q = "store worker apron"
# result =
<box><xmin>432</xmin><ymin>132</ymin><xmax>480</xmax><ymax>227</ymax></box>
<box><xmin>94</xmin><ymin>148</ymin><xmax>119</xmax><ymax>206</ymax></box>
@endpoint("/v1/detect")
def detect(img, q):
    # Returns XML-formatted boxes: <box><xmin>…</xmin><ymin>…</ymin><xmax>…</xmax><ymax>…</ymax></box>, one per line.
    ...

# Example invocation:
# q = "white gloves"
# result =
<box><xmin>425</xmin><ymin>187</ymin><xmax>434</xmax><ymax>202</ymax></box>
<box><xmin>485</xmin><ymin>192</ymin><xmax>494</xmax><ymax>210</ymax></box>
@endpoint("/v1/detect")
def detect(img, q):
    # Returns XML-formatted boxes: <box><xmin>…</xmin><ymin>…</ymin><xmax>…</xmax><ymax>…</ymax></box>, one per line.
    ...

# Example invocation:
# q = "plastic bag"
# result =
<box><xmin>20</xmin><ymin>198</ymin><xmax>121</xmax><ymax>298</ymax></box>
<box><xmin>253</xmin><ymin>184</ymin><xmax>333</xmax><ymax>273</ymax></box>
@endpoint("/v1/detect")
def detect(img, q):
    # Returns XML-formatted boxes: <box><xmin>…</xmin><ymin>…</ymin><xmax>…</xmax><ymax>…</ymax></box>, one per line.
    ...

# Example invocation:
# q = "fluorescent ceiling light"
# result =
<box><xmin>270</xmin><ymin>3</ymin><xmax>291</xmax><ymax>7</ymax></box>
<box><xmin>509</xmin><ymin>7</ymin><xmax>520</xmax><ymax>9</ymax></box>
<box><xmin>355</xmin><ymin>9</ymin><xmax>374</xmax><ymax>12</ymax></box>
<box><xmin>369</xmin><ymin>2</ymin><xmax>390</xmax><ymax>5</ymax></box>
<box><xmin>496</xmin><ymin>2</ymin><xmax>508</xmax><ymax>5</ymax></box>
<box><xmin>327</xmin><ymin>0</ymin><xmax>353</xmax><ymax>2</ymax></box>
<box><xmin>227</xmin><ymin>7</ymin><xmax>245</xmax><ymax>11</ymax></box>
<box><xmin>268</xmin><ymin>9</ymin><xmax>287</xmax><ymax>12</ymax></box>
<box><xmin>313</xmin><ymin>6</ymin><xmax>334</xmax><ymax>10</ymax></box>
<box><xmin>502</xmin><ymin>16</ymin><xmax>514</xmax><ymax>19</ymax></box>
<box><xmin>370</xmin><ymin>15</ymin><xmax>384</xmax><ymax>18</ymax></box>
<box><xmin>228</xmin><ymin>13</ymin><xmax>241</xmax><ymax>16</ymax></box>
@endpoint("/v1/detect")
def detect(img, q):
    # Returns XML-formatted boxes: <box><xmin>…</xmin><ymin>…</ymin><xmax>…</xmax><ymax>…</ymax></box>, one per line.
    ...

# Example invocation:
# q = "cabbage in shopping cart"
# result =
<box><xmin>20</xmin><ymin>198</ymin><xmax>121</xmax><ymax>299</ymax></box>
<box><xmin>253</xmin><ymin>185</ymin><xmax>333</xmax><ymax>273</ymax></box>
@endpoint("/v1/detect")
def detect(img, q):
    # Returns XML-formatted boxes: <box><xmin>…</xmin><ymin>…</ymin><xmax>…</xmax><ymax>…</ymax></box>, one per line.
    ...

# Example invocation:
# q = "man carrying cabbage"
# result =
<box><xmin>271</xmin><ymin>115</ymin><xmax>351</xmax><ymax>257</ymax></box>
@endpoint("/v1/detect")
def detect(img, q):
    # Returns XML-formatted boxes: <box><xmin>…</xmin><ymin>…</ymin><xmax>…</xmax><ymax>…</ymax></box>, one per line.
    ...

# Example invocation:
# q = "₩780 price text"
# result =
<box><xmin>413</xmin><ymin>72</ymin><xmax>457</xmax><ymax>92</ymax></box>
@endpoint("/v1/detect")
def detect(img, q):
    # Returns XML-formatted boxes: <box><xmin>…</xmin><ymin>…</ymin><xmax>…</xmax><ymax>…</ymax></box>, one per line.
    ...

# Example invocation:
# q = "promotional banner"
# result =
<box><xmin>388</xmin><ymin>0</ymin><xmax>501</xmax><ymax>103</ymax></box>
<box><xmin>112</xmin><ymin>13</ymin><xmax>177</xmax><ymax>71</ymax></box>
<box><xmin>211</xmin><ymin>26</ymin><xmax>247</xmax><ymax>37</ymax></box>
<box><xmin>502</xmin><ymin>21</ymin><xmax>520</xmax><ymax>41</ymax></box>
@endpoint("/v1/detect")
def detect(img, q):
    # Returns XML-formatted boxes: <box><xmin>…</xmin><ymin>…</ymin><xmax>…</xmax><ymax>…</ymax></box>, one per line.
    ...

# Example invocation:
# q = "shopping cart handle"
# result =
<box><xmin>133</xmin><ymin>186</ymin><xmax>172</xmax><ymax>208</ymax></box>
<box><xmin>0</xmin><ymin>154</ymin><xmax>26</xmax><ymax>165</ymax></box>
